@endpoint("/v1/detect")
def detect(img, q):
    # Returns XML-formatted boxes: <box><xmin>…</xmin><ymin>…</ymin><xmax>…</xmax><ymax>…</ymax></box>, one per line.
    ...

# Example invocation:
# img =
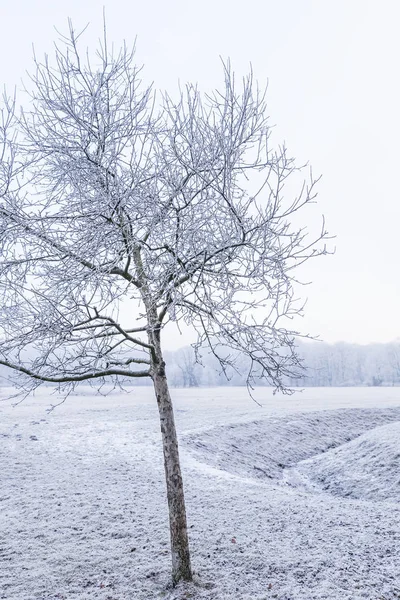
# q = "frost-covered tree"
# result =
<box><xmin>388</xmin><ymin>342</ymin><xmax>400</xmax><ymax>385</ymax></box>
<box><xmin>176</xmin><ymin>347</ymin><xmax>200</xmax><ymax>387</ymax></box>
<box><xmin>0</xmin><ymin>23</ymin><xmax>328</xmax><ymax>583</ymax></box>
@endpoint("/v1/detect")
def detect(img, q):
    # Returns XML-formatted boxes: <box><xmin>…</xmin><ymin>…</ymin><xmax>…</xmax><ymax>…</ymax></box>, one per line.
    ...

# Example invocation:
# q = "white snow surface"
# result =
<box><xmin>1</xmin><ymin>386</ymin><xmax>400</xmax><ymax>600</ymax></box>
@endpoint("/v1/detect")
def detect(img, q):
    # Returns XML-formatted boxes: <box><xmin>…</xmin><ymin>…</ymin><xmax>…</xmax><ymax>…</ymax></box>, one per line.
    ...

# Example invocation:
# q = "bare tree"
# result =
<box><xmin>388</xmin><ymin>342</ymin><xmax>400</xmax><ymax>385</ymax></box>
<box><xmin>176</xmin><ymin>347</ymin><xmax>200</xmax><ymax>387</ymax></box>
<box><xmin>0</xmin><ymin>22</ymin><xmax>328</xmax><ymax>584</ymax></box>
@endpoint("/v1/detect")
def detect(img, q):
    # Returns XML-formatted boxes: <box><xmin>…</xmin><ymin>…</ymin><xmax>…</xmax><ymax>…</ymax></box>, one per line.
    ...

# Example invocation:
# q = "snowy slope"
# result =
<box><xmin>287</xmin><ymin>422</ymin><xmax>400</xmax><ymax>502</ymax></box>
<box><xmin>183</xmin><ymin>408</ymin><xmax>400</xmax><ymax>482</ymax></box>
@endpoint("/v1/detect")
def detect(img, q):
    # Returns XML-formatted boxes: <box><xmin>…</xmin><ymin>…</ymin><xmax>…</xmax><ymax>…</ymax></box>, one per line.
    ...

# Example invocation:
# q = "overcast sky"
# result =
<box><xmin>1</xmin><ymin>0</ymin><xmax>399</xmax><ymax>348</ymax></box>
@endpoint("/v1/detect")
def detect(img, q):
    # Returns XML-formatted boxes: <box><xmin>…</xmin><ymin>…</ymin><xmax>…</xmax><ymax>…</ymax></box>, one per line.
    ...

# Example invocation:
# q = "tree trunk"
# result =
<box><xmin>152</xmin><ymin>362</ymin><xmax>192</xmax><ymax>584</ymax></box>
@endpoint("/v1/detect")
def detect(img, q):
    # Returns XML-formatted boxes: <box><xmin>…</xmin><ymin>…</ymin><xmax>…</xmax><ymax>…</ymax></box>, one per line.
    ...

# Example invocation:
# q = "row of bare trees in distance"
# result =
<box><xmin>163</xmin><ymin>341</ymin><xmax>400</xmax><ymax>388</ymax></box>
<box><xmin>2</xmin><ymin>341</ymin><xmax>398</xmax><ymax>390</ymax></box>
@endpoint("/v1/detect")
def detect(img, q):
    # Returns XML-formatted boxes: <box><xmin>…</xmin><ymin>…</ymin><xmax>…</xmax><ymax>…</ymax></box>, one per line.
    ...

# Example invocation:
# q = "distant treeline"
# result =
<box><xmin>1</xmin><ymin>340</ymin><xmax>399</xmax><ymax>389</ymax></box>
<box><xmin>164</xmin><ymin>341</ymin><xmax>400</xmax><ymax>388</ymax></box>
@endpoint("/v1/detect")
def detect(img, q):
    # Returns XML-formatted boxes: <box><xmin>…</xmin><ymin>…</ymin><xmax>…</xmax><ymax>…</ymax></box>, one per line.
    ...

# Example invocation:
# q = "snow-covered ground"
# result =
<box><xmin>1</xmin><ymin>386</ymin><xmax>400</xmax><ymax>600</ymax></box>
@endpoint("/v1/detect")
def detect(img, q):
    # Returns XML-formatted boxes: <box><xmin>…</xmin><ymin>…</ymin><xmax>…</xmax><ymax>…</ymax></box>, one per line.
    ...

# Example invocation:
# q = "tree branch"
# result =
<box><xmin>0</xmin><ymin>359</ymin><xmax>150</xmax><ymax>382</ymax></box>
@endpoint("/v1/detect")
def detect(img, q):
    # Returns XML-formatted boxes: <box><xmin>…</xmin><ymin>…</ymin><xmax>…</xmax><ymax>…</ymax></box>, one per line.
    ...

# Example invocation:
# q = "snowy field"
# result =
<box><xmin>1</xmin><ymin>386</ymin><xmax>400</xmax><ymax>600</ymax></box>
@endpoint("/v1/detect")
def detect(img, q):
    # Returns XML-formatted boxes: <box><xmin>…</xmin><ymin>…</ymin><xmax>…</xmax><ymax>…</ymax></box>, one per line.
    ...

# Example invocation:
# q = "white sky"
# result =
<box><xmin>1</xmin><ymin>0</ymin><xmax>399</xmax><ymax>349</ymax></box>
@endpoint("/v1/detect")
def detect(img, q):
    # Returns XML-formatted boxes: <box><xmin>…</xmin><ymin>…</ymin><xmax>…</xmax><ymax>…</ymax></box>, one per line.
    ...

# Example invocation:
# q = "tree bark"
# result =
<box><xmin>139</xmin><ymin>265</ymin><xmax>192</xmax><ymax>584</ymax></box>
<box><xmin>152</xmin><ymin>357</ymin><xmax>192</xmax><ymax>584</ymax></box>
